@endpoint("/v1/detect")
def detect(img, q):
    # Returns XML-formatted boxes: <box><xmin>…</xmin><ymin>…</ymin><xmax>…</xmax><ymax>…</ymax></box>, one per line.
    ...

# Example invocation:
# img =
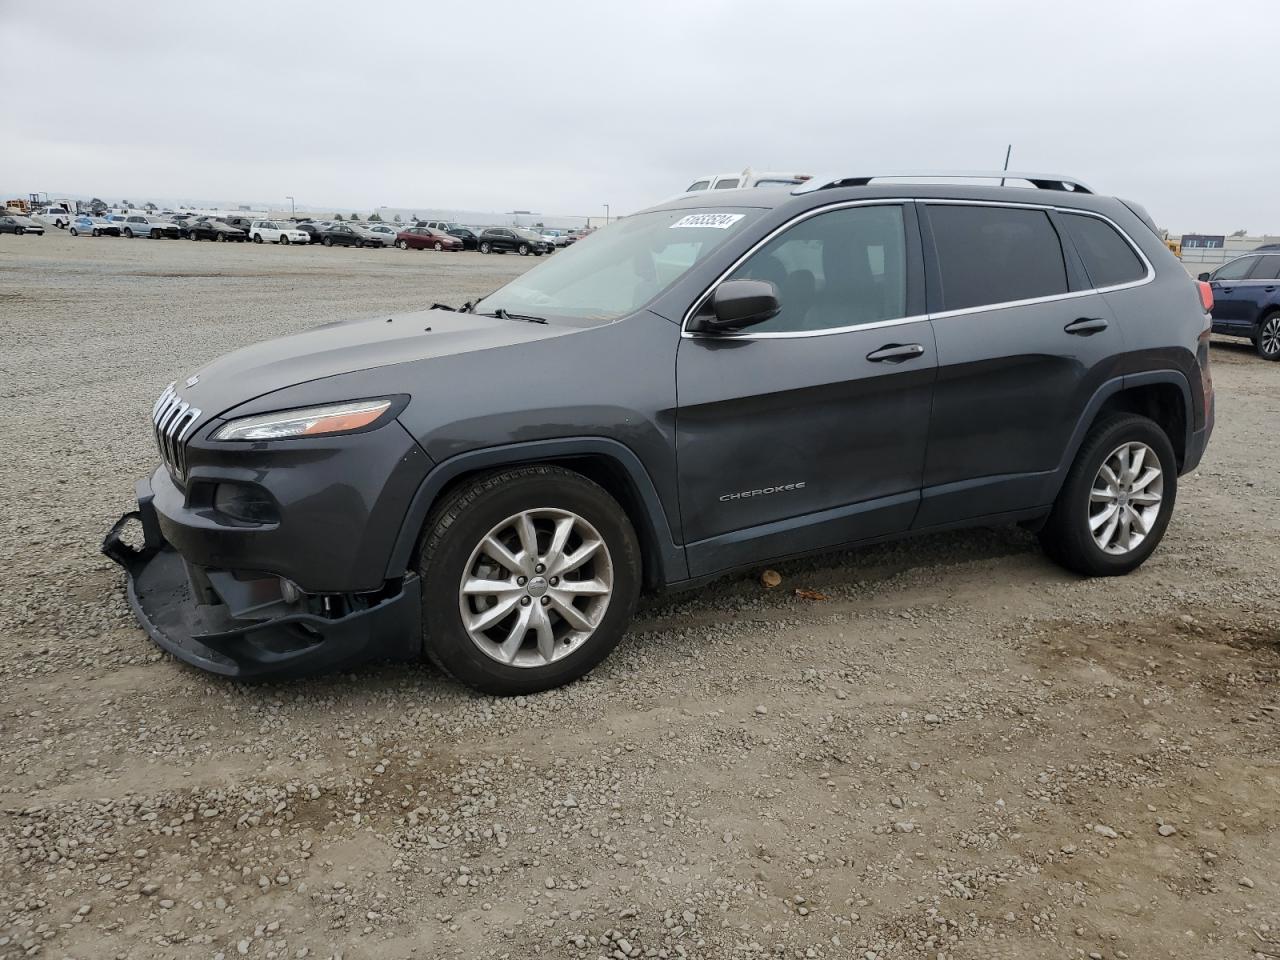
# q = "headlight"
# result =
<box><xmin>212</xmin><ymin>399</ymin><xmax>393</xmax><ymax>441</ymax></box>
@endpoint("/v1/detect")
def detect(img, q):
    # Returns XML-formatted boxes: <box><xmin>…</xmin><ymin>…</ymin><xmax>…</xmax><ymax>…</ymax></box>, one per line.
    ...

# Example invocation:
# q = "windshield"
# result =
<box><xmin>473</xmin><ymin>207</ymin><xmax>761</xmax><ymax>323</ymax></box>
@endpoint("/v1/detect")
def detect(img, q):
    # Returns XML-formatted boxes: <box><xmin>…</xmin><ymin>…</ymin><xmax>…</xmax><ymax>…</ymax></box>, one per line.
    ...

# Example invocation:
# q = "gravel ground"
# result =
<box><xmin>1</xmin><ymin>231</ymin><xmax>1277</xmax><ymax>960</ymax></box>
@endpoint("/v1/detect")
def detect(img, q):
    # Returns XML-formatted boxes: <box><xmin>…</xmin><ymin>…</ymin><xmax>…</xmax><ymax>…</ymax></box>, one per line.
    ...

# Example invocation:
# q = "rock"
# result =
<box><xmin>1157</xmin><ymin>824</ymin><xmax>1177</xmax><ymax>837</ymax></box>
<box><xmin>893</xmin><ymin>821</ymin><xmax>915</xmax><ymax>833</ymax></box>
<box><xmin>755</xmin><ymin>705</ymin><xmax>768</xmax><ymax>716</ymax></box>
<box><xmin>1093</xmin><ymin>824</ymin><xmax>1119</xmax><ymax>839</ymax></box>
<box><xmin>1239</xmin><ymin>877</ymin><xmax>1255</xmax><ymax>889</ymax></box>
<box><xmin>760</xmin><ymin>569</ymin><xmax>782</xmax><ymax>589</ymax></box>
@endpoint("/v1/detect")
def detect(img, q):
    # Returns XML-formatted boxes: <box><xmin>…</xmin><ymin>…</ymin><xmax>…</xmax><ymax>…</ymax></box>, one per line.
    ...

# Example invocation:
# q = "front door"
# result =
<box><xmin>675</xmin><ymin>202</ymin><xmax>936</xmax><ymax>578</ymax></box>
<box><xmin>1208</xmin><ymin>255</ymin><xmax>1260</xmax><ymax>328</ymax></box>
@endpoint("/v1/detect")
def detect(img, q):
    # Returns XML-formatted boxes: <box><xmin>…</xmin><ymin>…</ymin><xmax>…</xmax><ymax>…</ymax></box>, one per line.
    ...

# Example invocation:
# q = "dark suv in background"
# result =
<box><xmin>1199</xmin><ymin>253</ymin><xmax>1280</xmax><ymax>359</ymax></box>
<box><xmin>477</xmin><ymin>227</ymin><xmax>548</xmax><ymax>256</ymax></box>
<box><xmin>105</xmin><ymin>171</ymin><xmax>1213</xmax><ymax>696</ymax></box>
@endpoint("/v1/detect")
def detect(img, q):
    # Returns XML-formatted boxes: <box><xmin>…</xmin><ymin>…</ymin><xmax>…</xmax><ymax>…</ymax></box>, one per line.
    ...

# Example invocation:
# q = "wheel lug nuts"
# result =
<box><xmin>520</xmin><ymin>596</ymin><xmax>531</xmax><ymax>606</ymax></box>
<box><xmin>549</xmin><ymin>577</ymin><xmax>559</xmax><ymax>586</ymax></box>
<box><xmin>517</xmin><ymin>576</ymin><xmax>527</xmax><ymax>586</ymax></box>
<box><xmin>540</xmin><ymin>596</ymin><xmax>550</xmax><ymax>606</ymax></box>
<box><xmin>534</xmin><ymin>563</ymin><xmax>546</xmax><ymax>574</ymax></box>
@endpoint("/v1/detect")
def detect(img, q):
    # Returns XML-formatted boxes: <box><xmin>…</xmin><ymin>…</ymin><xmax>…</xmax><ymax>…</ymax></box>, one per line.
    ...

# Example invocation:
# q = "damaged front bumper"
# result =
<box><xmin>102</xmin><ymin>477</ymin><xmax>421</xmax><ymax>679</ymax></box>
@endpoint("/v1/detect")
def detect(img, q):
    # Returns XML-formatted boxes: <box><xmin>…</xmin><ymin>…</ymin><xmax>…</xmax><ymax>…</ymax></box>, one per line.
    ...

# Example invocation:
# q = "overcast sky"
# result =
<box><xmin>3</xmin><ymin>0</ymin><xmax>1274</xmax><ymax>233</ymax></box>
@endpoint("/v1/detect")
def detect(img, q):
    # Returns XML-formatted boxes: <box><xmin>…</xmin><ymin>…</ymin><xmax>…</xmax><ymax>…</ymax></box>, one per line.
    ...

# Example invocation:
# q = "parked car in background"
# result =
<box><xmin>362</xmin><ymin>223</ymin><xmax>399</xmax><ymax>246</ymax></box>
<box><xmin>122</xmin><ymin>214</ymin><xmax>181</xmax><ymax>239</ymax></box>
<box><xmin>540</xmin><ymin>230</ymin><xmax>570</xmax><ymax>248</ymax></box>
<box><xmin>33</xmin><ymin>206</ymin><xmax>72</xmax><ymax>229</ymax></box>
<box><xmin>0</xmin><ymin>215</ymin><xmax>44</xmax><ymax>235</ymax></box>
<box><xmin>69</xmin><ymin>215</ymin><xmax>122</xmax><ymax>237</ymax></box>
<box><xmin>315</xmin><ymin>223</ymin><xmax>365</xmax><ymax>247</ymax></box>
<box><xmin>349</xmin><ymin>223</ymin><xmax>393</xmax><ymax>247</ymax></box>
<box><xmin>221</xmin><ymin>216</ymin><xmax>256</xmax><ymax>235</ymax></box>
<box><xmin>183</xmin><ymin>217</ymin><xmax>248</xmax><ymax>242</ymax></box>
<box><xmin>1200</xmin><ymin>253</ymin><xmax>1280</xmax><ymax>360</ymax></box>
<box><xmin>395</xmin><ymin>226</ymin><xmax>462</xmax><ymax>251</ymax></box>
<box><xmin>295</xmin><ymin>222</ymin><xmax>322</xmax><ymax>243</ymax></box>
<box><xmin>477</xmin><ymin>226</ymin><xmax>547</xmax><ymax>256</ymax></box>
<box><xmin>249</xmin><ymin>220</ymin><xmax>310</xmax><ymax>244</ymax></box>
<box><xmin>684</xmin><ymin>169</ymin><xmax>814</xmax><ymax>192</ymax></box>
<box><xmin>420</xmin><ymin>220</ymin><xmax>478</xmax><ymax>249</ymax></box>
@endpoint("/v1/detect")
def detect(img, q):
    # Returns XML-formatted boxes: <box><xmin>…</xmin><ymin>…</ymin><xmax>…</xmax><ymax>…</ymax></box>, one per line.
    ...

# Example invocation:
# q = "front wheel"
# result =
<box><xmin>253</xmin><ymin>234</ymin><xmax>263</xmax><ymax>243</ymax></box>
<box><xmin>69</xmin><ymin>228</ymin><xmax>79</xmax><ymax>236</ymax></box>
<box><xmin>419</xmin><ymin>465</ymin><xmax>641</xmax><ymax>695</ymax></box>
<box><xmin>15</xmin><ymin>227</ymin><xmax>24</xmax><ymax>236</ymax></box>
<box><xmin>434</xmin><ymin>241</ymin><xmax>443</xmax><ymax>251</ymax></box>
<box><xmin>397</xmin><ymin>239</ymin><xmax>409</xmax><ymax>250</ymax></box>
<box><xmin>150</xmin><ymin>230</ymin><xmax>160</xmax><ymax>239</ymax></box>
<box><xmin>517</xmin><ymin>243</ymin><xmax>529</xmax><ymax>256</ymax></box>
<box><xmin>279</xmin><ymin>235</ymin><xmax>289</xmax><ymax>245</ymax></box>
<box><xmin>322</xmin><ymin>237</ymin><xmax>333</xmax><ymax>246</ymax></box>
<box><xmin>1038</xmin><ymin>413</ymin><xmax>1177</xmax><ymax>577</ymax></box>
<box><xmin>479</xmin><ymin>241</ymin><xmax>491</xmax><ymax>254</ymax></box>
<box><xmin>1255</xmin><ymin>312</ymin><xmax>1280</xmax><ymax>361</ymax></box>
<box><xmin>216</xmin><ymin>232</ymin><xmax>226</xmax><ymax>242</ymax></box>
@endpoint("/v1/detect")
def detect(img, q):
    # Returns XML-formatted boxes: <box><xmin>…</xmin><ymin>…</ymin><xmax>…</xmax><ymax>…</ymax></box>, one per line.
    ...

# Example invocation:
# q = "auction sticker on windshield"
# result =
<box><xmin>669</xmin><ymin>213</ymin><xmax>745</xmax><ymax>229</ymax></box>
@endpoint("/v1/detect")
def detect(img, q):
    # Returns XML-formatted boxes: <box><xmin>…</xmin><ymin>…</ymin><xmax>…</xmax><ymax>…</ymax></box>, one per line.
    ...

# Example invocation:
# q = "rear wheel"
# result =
<box><xmin>279</xmin><ymin>235</ymin><xmax>289</xmax><ymax>245</ymax></box>
<box><xmin>69</xmin><ymin>228</ymin><xmax>79</xmax><ymax>236</ymax></box>
<box><xmin>1038</xmin><ymin>413</ymin><xmax>1177</xmax><ymax>577</ymax></box>
<box><xmin>434</xmin><ymin>241</ymin><xmax>443</xmax><ymax>251</ymax></box>
<box><xmin>397</xmin><ymin>239</ymin><xmax>409</xmax><ymax>250</ymax></box>
<box><xmin>253</xmin><ymin>233</ymin><xmax>263</xmax><ymax>243</ymax></box>
<box><xmin>150</xmin><ymin>230</ymin><xmax>160</xmax><ymax>239</ymax></box>
<box><xmin>323</xmin><ymin>237</ymin><xmax>333</xmax><ymax>247</ymax></box>
<box><xmin>1255</xmin><ymin>312</ymin><xmax>1280</xmax><ymax>361</ymax></box>
<box><xmin>123</xmin><ymin>228</ymin><xmax>134</xmax><ymax>238</ymax></box>
<box><xmin>216</xmin><ymin>232</ymin><xmax>226</xmax><ymax>242</ymax></box>
<box><xmin>479</xmin><ymin>241</ymin><xmax>491</xmax><ymax>254</ymax></box>
<box><xmin>15</xmin><ymin>227</ymin><xmax>24</xmax><ymax>236</ymax></box>
<box><xmin>518</xmin><ymin>243</ymin><xmax>530</xmax><ymax>256</ymax></box>
<box><xmin>419</xmin><ymin>466</ymin><xmax>641</xmax><ymax>695</ymax></box>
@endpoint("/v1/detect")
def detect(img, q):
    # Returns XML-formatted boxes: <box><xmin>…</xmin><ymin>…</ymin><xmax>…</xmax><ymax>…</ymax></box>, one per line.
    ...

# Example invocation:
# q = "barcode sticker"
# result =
<box><xmin>669</xmin><ymin>213</ymin><xmax>745</xmax><ymax>230</ymax></box>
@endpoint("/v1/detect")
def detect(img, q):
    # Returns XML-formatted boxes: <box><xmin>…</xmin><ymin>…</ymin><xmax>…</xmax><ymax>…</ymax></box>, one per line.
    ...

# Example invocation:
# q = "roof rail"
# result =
<box><xmin>793</xmin><ymin>171</ymin><xmax>1093</xmax><ymax>196</ymax></box>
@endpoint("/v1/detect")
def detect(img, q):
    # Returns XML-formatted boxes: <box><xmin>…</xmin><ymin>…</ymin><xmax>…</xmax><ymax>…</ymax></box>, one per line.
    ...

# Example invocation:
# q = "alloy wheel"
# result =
<box><xmin>1088</xmin><ymin>441</ymin><xmax>1163</xmax><ymax>555</ymax></box>
<box><xmin>1260</xmin><ymin>315</ymin><xmax>1280</xmax><ymax>359</ymax></box>
<box><xmin>458</xmin><ymin>508</ymin><xmax>614</xmax><ymax>668</ymax></box>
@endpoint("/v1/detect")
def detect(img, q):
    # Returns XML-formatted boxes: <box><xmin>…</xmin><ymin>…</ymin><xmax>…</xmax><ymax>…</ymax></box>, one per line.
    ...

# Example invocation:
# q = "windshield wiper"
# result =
<box><xmin>429</xmin><ymin>300</ymin><xmax>477</xmax><ymax>313</ymax></box>
<box><xmin>479</xmin><ymin>308</ymin><xmax>547</xmax><ymax>325</ymax></box>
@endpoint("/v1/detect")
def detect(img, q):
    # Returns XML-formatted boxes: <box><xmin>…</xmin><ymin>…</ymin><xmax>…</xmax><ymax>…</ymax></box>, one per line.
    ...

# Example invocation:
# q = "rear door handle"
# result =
<box><xmin>1064</xmin><ymin>317</ymin><xmax>1109</xmax><ymax>336</ymax></box>
<box><xmin>866</xmin><ymin>343</ymin><xmax>925</xmax><ymax>363</ymax></box>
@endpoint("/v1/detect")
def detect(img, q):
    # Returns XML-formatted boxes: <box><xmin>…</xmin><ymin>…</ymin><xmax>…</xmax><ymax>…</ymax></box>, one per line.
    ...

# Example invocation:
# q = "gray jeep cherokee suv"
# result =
<box><xmin>104</xmin><ymin>172</ymin><xmax>1215</xmax><ymax>694</ymax></box>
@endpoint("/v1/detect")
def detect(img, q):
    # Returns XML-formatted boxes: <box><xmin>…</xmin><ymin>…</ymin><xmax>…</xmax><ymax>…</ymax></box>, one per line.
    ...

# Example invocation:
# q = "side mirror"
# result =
<box><xmin>1197</xmin><ymin>272</ymin><xmax>1211</xmax><ymax>282</ymax></box>
<box><xmin>694</xmin><ymin>279</ymin><xmax>781</xmax><ymax>333</ymax></box>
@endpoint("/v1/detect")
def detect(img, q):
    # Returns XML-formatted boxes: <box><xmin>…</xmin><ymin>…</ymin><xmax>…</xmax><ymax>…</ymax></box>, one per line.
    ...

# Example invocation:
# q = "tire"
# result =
<box><xmin>150</xmin><ymin>230</ymin><xmax>160</xmax><ymax>239</ymax></box>
<box><xmin>189</xmin><ymin>233</ymin><xmax>198</xmax><ymax>241</ymax></box>
<box><xmin>479</xmin><ymin>241</ymin><xmax>491</xmax><ymax>254</ymax></box>
<box><xmin>93</xmin><ymin>228</ymin><xmax>101</xmax><ymax>237</ymax></box>
<box><xmin>518</xmin><ymin>243</ymin><xmax>530</xmax><ymax>256</ymax></box>
<box><xmin>216</xmin><ymin>233</ymin><xmax>226</xmax><ymax>242</ymax></box>
<box><xmin>1038</xmin><ymin>413</ymin><xmax>1177</xmax><ymax>577</ymax></box>
<box><xmin>280</xmin><ymin>235</ymin><xmax>289</xmax><ymax>245</ymax></box>
<box><xmin>434</xmin><ymin>241</ymin><xmax>443</xmax><ymax>251</ymax></box>
<box><xmin>15</xmin><ymin>227</ymin><xmax>24</xmax><ymax>236</ymax></box>
<box><xmin>253</xmin><ymin>234</ymin><xmax>263</xmax><ymax>243</ymax></box>
<box><xmin>418</xmin><ymin>465</ymin><xmax>641</xmax><ymax>695</ymax></box>
<box><xmin>1255</xmin><ymin>311</ymin><xmax>1280</xmax><ymax>361</ymax></box>
<box><xmin>323</xmin><ymin>237</ymin><xmax>333</xmax><ymax>247</ymax></box>
<box><xmin>397</xmin><ymin>239</ymin><xmax>409</xmax><ymax>250</ymax></box>
<box><xmin>69</xmin><ymin>228</ymin><xmax>79</xmax><ymax>236</ymax></box>
<box><xmin>123</xmin><ymin>228</ymin><xmax>134</xmax><ymax>238</ymax></box>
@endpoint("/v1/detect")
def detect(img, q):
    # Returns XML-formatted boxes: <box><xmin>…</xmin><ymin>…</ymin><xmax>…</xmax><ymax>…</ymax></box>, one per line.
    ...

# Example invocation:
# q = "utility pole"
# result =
<box><xmin>286</xmin><ymin>195</ymin><xmax>295</xmax><ymax>215</ymax></box>
<box><xmin>1000</xmin><ymin>145</ymin><xmax>1012</xmax><ymax>186</ymax></box>
<box><xmin>603</xmin><ymin>203</ymin><xmax>610</xmax><ymax>226</ymax></box>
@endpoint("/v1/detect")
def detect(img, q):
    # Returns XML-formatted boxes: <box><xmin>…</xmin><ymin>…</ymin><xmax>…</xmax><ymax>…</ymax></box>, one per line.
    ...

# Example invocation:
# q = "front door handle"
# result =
<box><xmin>1064</xmin><ymin>317</ymin><xmax>1109</xmax><ymax>336</ymax></box>
<box><xmin>866</xmin><ymin>343</ymin><xmax>925</xmax><ymax>363</ymax></box>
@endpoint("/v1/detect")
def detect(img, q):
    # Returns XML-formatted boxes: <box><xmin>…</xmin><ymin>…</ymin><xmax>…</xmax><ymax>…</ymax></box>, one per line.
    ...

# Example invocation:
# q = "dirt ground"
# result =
<box><xmin>0</xmin><ymin>231</ymin><xmax>1277</xmax><ymax>960</ymax></box>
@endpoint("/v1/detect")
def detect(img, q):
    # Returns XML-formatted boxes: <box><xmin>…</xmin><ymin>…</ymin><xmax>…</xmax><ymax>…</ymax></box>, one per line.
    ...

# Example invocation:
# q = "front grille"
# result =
<box><xmin>152</xmin><ymin>382</ymin><xmax>202</xmax><ymax>480</ymax></box>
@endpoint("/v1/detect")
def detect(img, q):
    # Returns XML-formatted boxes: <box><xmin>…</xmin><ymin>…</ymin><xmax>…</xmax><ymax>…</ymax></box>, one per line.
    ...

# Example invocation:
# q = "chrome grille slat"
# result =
<box><xmin>150</xmin><ymin>382</ymin><xmax>201</xmax><ymax>481</ymax></box>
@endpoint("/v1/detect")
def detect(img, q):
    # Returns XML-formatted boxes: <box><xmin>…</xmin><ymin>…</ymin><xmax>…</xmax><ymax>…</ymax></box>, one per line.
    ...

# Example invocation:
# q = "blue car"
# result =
<box><xmin>68</xmin><ymin>216</ymin><xmax>122</xmax><ymax>238</ymax></box>
<box><xmin>1200</xmin><ymin>252</ymin><xmax>1280</xmax><ymax>360</ymax></box>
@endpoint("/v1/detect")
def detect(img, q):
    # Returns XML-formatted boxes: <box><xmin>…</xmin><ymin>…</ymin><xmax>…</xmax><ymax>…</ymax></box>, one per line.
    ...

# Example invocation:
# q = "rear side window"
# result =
<box><xmin>929</xmin><ymin>205</ymin><xmax>1068</xmax><ymax>311</ymax></box>
<box><xmin>713</xmin><ymin>179</ymin><xmax>740</xmax><ymax>190</ymax></box>
<box><xmin>1062</xmin><ymin>213</ymin><xmax>1147</xmax><ymax>288</ymax></box>
<box><xmin>1250</xmin><ymin>255</ymin><xmax>1280</xmax><ymax>280</ymax></box>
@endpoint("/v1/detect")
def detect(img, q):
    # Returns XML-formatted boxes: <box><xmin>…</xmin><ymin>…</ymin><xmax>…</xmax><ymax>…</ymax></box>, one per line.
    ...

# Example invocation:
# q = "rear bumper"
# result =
<box><xmin>1183</xmin><ymin>391</ymin><xmax>1214</xmax><ymax>474</ymax></box>
<box><xmin>102</xmin><ymin>478</ymin><xmax>421</xmax><ymax>679</ymax></box>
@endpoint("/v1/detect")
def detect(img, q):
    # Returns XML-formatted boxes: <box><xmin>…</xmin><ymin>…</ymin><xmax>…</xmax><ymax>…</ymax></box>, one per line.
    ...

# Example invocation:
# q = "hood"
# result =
<box><xmin>170</xmin><ymin>309</ymin><xmax>574</xmax><ymax>423</ymax></box>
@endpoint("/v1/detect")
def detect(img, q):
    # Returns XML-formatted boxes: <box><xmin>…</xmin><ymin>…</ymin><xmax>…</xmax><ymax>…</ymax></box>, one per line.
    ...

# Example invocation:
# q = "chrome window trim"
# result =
<box><xmin>680</xmin><ymin>198</ymin><xmax>1155</xmax><ymax>341</ymax></box>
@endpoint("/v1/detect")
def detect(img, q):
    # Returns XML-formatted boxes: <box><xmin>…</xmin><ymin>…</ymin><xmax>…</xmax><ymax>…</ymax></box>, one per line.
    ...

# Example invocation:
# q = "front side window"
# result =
<box><xmin>1062</xmin><ymin>213</ymin><xmax>1147</xmax><ymax>288</ymax></box>
<box><xmin>727</xmin><ymin>204</ymin><xmax>907</xmax><ymax>333</ymax></box>
<box><xmin>1212</xmin><ymin>257</ymin><xmax>1256</xmax><ymax>281</ymax></box>
<box><xmin>713</xmin><ymin>179</ymin><xmax>740</xmax><ymax>190</ymax></box>
<box><xmin>474</xmin><ymin>206</ymin><xmax>762</xmax><ymax>324</ymax></box>
<box><xmin>687</xmin><ymin>180</ymin><xmax>711</xmax><ymax>192</ymax></box>
<box><xmin>929</xmin><ymin>205</ymin><xmax>1068</xmax><ymax>311</ymax></box>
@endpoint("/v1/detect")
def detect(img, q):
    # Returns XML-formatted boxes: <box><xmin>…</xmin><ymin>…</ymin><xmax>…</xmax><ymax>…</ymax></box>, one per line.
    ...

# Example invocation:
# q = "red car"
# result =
<box><xmin>395</xmin><ymin>227</ymin><xmax>462</xmax><ymax>251</ymax></box>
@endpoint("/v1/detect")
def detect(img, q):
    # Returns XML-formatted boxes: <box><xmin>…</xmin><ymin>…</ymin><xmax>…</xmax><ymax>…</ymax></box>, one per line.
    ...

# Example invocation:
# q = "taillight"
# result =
<box><xmin>1197</xmin><ymin>280</ymin><xmax>1213</xmax><ymax>312</ymax></box>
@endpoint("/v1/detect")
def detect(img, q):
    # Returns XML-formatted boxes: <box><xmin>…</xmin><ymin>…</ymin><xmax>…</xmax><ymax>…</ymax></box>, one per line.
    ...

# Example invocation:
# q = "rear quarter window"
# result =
<box><xmin>1061</xmin><ymin>213</ymin><xmax>1147</xmax><ymax>288</ymax></box>
<box><xmin>928</xmin><ymin>205</ymin><xmax>1068</xmax><ymax>311</ymax></box>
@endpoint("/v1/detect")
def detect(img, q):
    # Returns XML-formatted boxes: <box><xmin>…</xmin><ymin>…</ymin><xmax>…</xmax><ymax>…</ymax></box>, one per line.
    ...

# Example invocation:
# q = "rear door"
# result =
<box><xmin>675</xmin><ymin>201</ymin><xmax>936</xmax><ymax>577</ymax></box>
<box><xmin>1238</xmin><ymin>255</ymin><xmax>1280</xmax><ymax>329</ymax></box>
<box><xmin>915</xmin><ymin>201</ymin><xmax>1125</xmax><ymax>526</ymax></box>
<box><xmin>1208</xmin><ymin>256</ymin><xmax>1259</xmax><ymax>327</ymax></box>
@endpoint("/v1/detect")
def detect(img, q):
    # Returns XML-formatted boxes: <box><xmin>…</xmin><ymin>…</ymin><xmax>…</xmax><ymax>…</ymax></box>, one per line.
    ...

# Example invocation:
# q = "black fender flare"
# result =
<box><xmin>1043</xmin><ymin>369</ymin><xmax>1194</xmax><ymax>502</ymax></box>
<box><xmin>386</xmin><ymin>437</ymin><xmax>688</xmax><ymax>586</ymax></box>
